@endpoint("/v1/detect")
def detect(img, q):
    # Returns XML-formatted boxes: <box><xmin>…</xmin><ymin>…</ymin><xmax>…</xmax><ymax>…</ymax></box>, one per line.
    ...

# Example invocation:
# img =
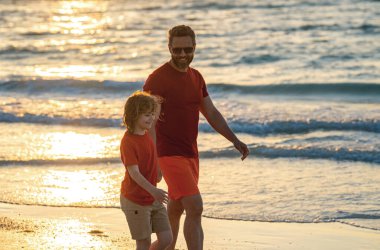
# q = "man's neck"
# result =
<box><xmin>169</xmin><ymin>60</ymin><xmax>188</xmax><ymax>72</ymax></box>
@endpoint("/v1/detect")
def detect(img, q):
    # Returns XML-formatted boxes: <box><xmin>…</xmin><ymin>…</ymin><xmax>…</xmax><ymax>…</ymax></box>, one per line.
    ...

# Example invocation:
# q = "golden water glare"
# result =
<box><xmin>37</xmin><ymin>131</ymin><xmax>116</xmax><ymax>206</ymax></box>
<box><xmin>44</xmin><ymin>132</ymin><xmax>108</xmax><ymax>159</ymax></box>
<box><xmin>34</xmin><ymin>0</ymin><xmax>110</xmax><ymax>78</ymax></box>
<box><xmin>42</xmin><ymin>169</ymin><xmax>109</xmax><ymax>206</ymax></box>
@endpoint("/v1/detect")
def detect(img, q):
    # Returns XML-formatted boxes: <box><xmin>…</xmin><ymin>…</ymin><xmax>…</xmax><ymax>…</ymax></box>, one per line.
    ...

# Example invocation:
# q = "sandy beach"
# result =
<box><xmin>0</xmin><ymin>202</ymin><xmax>379</xmax><ymax>250</ymax></box>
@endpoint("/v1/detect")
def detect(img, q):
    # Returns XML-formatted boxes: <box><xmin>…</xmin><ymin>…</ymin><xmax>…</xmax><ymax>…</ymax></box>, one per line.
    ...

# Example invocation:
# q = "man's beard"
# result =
<box><xmin>171</xmin><ymin>54</ymin><xmax>194</xmax><ymax>70</ymax></box>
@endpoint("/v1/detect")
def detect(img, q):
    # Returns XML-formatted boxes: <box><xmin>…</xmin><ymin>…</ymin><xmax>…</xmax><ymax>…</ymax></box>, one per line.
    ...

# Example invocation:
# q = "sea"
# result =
<box><xmin>0</xmin><ymin>0</ymin><xmax>379</xmax><ymax>232</ymax></box>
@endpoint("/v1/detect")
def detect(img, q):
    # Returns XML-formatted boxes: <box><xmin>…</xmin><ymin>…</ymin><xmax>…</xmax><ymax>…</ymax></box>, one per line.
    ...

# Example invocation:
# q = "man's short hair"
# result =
<box><xmin>168</xmin><ymin>25</ymin><xmax>196</xmax><ymax>46</ymax></box>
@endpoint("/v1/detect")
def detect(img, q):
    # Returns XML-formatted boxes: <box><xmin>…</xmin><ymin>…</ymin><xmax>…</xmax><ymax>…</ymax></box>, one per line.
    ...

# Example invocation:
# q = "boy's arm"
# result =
<box><xmin>127</xmin><ymin>165</ymin><xmax>168</xmax><ymax>204</ymax></box>
<box><xmin>200</xmin><ymin>96</ymin><xmax>249</xmax><ymax>160</ymax></box>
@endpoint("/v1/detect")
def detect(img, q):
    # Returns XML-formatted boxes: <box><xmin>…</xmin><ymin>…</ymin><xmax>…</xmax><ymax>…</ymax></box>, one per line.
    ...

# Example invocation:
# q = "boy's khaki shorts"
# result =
<box><xmin>120</xmin><ymin>195</ymin><xmax>170</xmax><ymax>240</ymax></box>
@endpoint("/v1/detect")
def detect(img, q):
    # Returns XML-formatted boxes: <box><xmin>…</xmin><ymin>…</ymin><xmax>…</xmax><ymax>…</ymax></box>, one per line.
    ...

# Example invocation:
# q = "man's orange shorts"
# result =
<box><xmin>158</xmin><ymin>156</ymin><xmax>199</xmax><ymax>200</ymax></box>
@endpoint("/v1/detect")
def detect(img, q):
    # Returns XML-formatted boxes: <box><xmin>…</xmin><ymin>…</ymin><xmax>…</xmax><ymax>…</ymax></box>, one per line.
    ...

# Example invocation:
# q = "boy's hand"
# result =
<box><xmin>151</xmin><ymin>188</ymin><xmax>168</xmax><ymax>204</ymax></box>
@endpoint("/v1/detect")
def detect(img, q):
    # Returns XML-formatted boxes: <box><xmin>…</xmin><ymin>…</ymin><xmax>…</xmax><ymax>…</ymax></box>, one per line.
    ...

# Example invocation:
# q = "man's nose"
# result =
<box><xmin>179</xmin><ymin>49</ymin><xmax>186</xmax><ymax>56</ymax></box>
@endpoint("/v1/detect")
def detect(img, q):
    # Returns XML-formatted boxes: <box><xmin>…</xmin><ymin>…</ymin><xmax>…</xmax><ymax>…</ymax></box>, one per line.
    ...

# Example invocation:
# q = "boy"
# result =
<box><xmin>120</xmin><ymin>91</ymin><xmax>172</xmax><ymax>250</ymax></box>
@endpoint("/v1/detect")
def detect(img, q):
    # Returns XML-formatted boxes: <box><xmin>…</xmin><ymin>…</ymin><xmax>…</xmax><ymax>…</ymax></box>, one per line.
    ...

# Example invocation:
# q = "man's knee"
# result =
<box><xmin>168</xmin><ymin>199</ymin><xmax>184</xmax><ymax>217</ymax></box>
<box><xmin>182</xmin><ymin>195</ymin><xmax>203</xmax><ymax>217</ymax></box>
<box><xmin>186</xmin><ymin>203</ymin><xmax>203</xmax><ymax>217</ymax></box>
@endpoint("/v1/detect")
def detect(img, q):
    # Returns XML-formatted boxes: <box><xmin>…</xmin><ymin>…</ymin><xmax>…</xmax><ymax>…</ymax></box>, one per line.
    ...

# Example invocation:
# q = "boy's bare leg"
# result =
<box><xmin>136</xmin><ymin>238</ymin><xmax>151</xmax><ymax>250</ymax></box>
<box><xmin>167</xmin><ymin>199</ymin><xmax>184</xmax><ymax>250</ymax></box>
<box><xmin>181</xmin><ymin>194</ymin><xmax>204</xmax><ymax>250</ymax></box>
<box><xmin>150</xmin><ymin>230</ymin><xmax>173</xmax><ymax>250</ymax></box>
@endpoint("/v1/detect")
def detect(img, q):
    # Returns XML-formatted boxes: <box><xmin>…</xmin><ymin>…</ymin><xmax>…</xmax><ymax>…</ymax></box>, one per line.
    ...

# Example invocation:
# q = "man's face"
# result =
<box><xmin>169</xmin><ymin>36</ymin><xmax>195</xmax><ymax>70</ymax></box>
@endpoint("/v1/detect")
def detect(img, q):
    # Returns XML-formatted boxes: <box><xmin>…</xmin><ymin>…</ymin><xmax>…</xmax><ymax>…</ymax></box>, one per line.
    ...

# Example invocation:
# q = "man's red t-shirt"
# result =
<box><xmin>143</xmin><ymin>63</ymin><xmax>209</xmax><ymax>158</ymax></box>
<box><xmin>120</xmin><ymin>131</ymin><xmax>158</xmax><ymax>205</ymax></box>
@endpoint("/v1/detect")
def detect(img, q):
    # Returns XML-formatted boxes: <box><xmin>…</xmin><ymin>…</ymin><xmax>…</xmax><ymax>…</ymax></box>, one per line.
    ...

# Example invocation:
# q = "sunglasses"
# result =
<box><xmin>171</xmin><ymin>47</ymin><xmax>194</xmax><ymax>54</ymax></box>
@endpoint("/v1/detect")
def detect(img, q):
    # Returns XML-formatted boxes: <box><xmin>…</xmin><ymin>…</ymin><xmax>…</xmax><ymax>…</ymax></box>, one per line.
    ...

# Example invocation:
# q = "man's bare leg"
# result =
<box><xmin>167</xmin><ymin>199</ymin><xmax>184</xmax><ymax>250</ymax></box>
<box><xmin>181</xmin><ymin>194</ymin><xmax>203</xmax><ymax>250</ymax></box>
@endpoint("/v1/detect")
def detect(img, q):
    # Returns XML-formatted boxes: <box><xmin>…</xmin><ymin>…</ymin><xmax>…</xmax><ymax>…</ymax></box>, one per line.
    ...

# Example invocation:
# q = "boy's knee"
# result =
<box><xmin>157</xmin><ymin>230</ymin><xmax>173</xmax><ymax>248</ymax></box>
<box><xmin>136</xmin><ymin>237</ymin><xmax>151</xmax><ymax>250</ymax></box>
<box><xmin>160</xmin><ymin>236</ymin><xmax>173</xmax><ymax>248</ymax></box>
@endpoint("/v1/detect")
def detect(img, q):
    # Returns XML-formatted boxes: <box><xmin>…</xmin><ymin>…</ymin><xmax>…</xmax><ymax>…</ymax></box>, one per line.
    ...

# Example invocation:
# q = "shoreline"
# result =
<box><xmin>1</xmin><ymin>203</ymin><xmax>379</xmax><ymax>249</ymax></box>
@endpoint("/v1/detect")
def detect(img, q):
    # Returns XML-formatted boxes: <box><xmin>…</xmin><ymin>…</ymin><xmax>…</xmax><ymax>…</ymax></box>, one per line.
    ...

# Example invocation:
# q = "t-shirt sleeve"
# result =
<box><xmin>199</xmin><ymin>73</ymin><xmax>209</xmax><ymax>98</ymax></box>
<box><xmin>143</xmin><ymin>73</ymin><xmax>163</xmax><ymax>97</ymax></box>
<box><xmin>120</xmin><ymin>140</ymin><xmax>138</xmax><ymax>167</ymax></box>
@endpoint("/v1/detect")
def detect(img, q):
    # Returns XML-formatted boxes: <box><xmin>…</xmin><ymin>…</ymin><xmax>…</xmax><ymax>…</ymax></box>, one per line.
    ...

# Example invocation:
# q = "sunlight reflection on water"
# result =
<box><xmin>42</xmin><ymin>169</ymin><xmax>110</xmax><ymax>206</ymax></box>
<box><xmin>44</xmin><ymin>132</ymin><xmax>110</xmax><ymax>159</ymax></box>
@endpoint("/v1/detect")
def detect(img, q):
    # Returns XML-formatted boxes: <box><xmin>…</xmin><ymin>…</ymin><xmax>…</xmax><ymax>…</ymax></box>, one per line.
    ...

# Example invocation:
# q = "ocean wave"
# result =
<box><xmin>1</xmin><ymin>110</ymin><xmax>379</xmax><ymax>135</ymax></box>
<box><xmin>237</xmin><ymin>54</ymin><xmax>283</xmax><ymax>65</ymax></box>
<box><xmin>0</xmin><ymin>158</ymin><xmax>120</xmax><ymax>167</ymax></box>
<box><xmin>184</xmin><ymin>2</ymin><xmax>252</xmax><ymax>10</ymax></box>
<box><xmin>0</xmin><ymin>200</ymin><xmax>119</xmax><ymax>209</ymax></box>
<box><xmin>208</xmin><ymin>82</ymin><xmax>380</xmax><ymax>96</ymax></box>
<box><xmin>357</xmin><ymin>24</ymin><xmax>380</xmax><ymax>33</ymax></box>
<box><xmin>199</xmin><ymin>145</ymin><xmax>380</xmax><ymax>164</ymax></box>
<box><xmin>183</xmin><ymin>2</ymin><xmax>334</xmax><ymax>11</ymax></box>
<box><xmin>0</xmin><ymin>45</ymin><xmax>79</xmax><ymax>55</ymax></box>
<box><xmin>0</xmin><ymin>202</ymin><xmax>376</xmax><ymax>231</ymax></box>
<box><xmin>0</xmin><ymin>79</ymin><xmax>143</xmax><ymax>95</ymax></box>
<box><xmin>251</xmin><ymin>145</ymin><xmax>380</xmax><ymax>164</ymax></box>
<box><xmin>0</xmin><ymin>111</ymin><xmax>122</xmax><ymax>127</ymax></box>
<box><xmin>1</xmin><ymin>144</ymin><xmax>379</xmax><ymax>166</ymax></box>
<box><xmin>336</xmin><ymin>212</ymin><xmax>380</xmax><ymax>220</ymax></box>
<box><xmin>202</xmin><ymin>214</ymin><xmax>380</xmax><ymax>231</ymax></box>
<box><xmin>261</xmin><ymin>23</ymin><xmax>380</xmax><ymax>33</ymax></box>
<box><xmin>0</xmin><ymin>200</ymin><xmax>377</xmax><ymax>231</ymax></box>
<box><xmin>1</xmin><ymin>80</ymin><xmax>380</xmax><ymax>97</ymax></box>
<box><xmin>201</xmin><ymin>119</ymin><xmax>380</xmax><ymax>135</ymax></box>
<box><xmin>20</xmin><ymin>31</ymin><xmax>60</xmax><ymax>36</ymax></box>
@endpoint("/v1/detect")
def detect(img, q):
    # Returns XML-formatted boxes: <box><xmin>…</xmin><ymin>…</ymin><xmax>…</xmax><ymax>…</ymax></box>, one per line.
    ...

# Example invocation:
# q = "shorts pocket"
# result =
<box><xmin>124</xmin><ymin>209</ymin><xmax>151</xmax><ymax>240</ymax></box>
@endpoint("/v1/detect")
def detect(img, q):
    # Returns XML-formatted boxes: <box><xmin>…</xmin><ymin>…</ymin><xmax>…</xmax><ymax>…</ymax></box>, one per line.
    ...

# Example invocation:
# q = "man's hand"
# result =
<box><xmin>233</xmin><ymin>140</ymin><xmax>250</xmax><ymax>161</ymax></box>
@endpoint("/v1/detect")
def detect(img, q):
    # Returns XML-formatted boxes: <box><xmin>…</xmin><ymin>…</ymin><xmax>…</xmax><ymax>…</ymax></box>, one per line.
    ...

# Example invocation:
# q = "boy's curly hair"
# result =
<box><xmin>123</xmin><ymin>91</ymin><xmax>158</xmax><ymax>133</ymax></box>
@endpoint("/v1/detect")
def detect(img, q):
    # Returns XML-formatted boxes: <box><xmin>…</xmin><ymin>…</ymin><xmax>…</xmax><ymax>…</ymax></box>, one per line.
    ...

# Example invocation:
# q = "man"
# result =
<box><xmin>143</xmin><ymin>25</ymin><xmax>249</xmax><ymax>250</ymax></box>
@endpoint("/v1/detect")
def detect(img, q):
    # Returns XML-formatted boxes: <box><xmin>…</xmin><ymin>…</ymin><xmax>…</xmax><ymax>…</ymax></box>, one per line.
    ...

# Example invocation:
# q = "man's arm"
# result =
<box><xmin>127</xmin><ymin>165</ymin><xmax>168</xmax><ymax>204</ymax></box>
<box><xmin>147</xmin><ymin>101</ymin><xmax>161</xmax><ymax>144</ymax></box>
<box><xmin>147</xmin><ymin>101</ymin><xmax>163</xmax><ymax>181</ymax></box>
<box><xmin>200</xmin><ymin>96</ymin><xmax>249</xmax><ymax>160</ymax></box>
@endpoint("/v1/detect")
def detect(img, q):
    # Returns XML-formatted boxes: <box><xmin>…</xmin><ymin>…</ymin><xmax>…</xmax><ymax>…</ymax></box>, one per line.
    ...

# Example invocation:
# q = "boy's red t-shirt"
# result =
<box><xmin>143</xmin><ymin>63</ymin><xmax>209</xmax><ymax>158</ymax></box>
<box><xmin>120</xmin><ymin>131</ymin><xmax>157</xmax><ymax>205</ymax></box>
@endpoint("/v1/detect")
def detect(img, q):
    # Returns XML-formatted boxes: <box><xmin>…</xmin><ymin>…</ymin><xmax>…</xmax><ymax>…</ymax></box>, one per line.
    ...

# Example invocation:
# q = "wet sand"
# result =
<box><xmin>0</xmin><ymin>202</ymin><xmax>379</xmax><ymax>250</ymax></box>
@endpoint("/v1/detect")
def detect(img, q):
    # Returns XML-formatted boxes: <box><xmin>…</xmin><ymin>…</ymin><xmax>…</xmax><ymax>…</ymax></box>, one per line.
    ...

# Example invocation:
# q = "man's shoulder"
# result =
<box><xmin>187</xmin><ymin>65</ymin><xmax>203</xmax><ymax>76</ymax></box>
<box><xmin>150</xmin><ymin>62</ymin><xmax>170</xmax><ymax>76</ymax></box>
<box><xmin>188</xmin><ymin>66</ymin><xmax>205</xmax><ymax>83</ymax></box>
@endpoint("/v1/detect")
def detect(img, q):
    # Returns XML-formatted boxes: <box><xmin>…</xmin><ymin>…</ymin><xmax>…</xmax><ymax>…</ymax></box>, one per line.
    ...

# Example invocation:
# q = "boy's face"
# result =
<box><xmin>135</xmin><ymin>111</ymin><xmax>155</xmax><ymax>132</ymax></box>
